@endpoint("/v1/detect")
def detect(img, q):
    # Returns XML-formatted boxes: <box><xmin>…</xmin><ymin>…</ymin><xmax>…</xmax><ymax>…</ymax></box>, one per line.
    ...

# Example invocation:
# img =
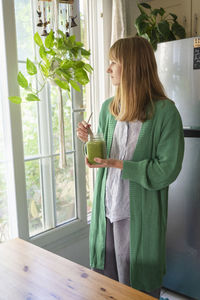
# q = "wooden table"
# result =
<box><xmin>0</xmin><ymin>238</ymin><xmax>155</xmax><ymax>300</ymax></box>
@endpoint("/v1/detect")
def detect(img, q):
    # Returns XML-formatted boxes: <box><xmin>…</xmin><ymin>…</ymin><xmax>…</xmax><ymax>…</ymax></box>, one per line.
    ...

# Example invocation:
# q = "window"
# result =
<box><xmin>0</xmin><ymin>0</ymin><xmax>90</xmax><ymax>245</ymax></box>
<box><xmin>0</xmin><ymin>0</ymin><xmax>108</xmax><ymax>245</ymax></box>
<box><xmin>15</xmin><ymin>0</ymin><xmax>88</xmax><ymax>238</ymax></box>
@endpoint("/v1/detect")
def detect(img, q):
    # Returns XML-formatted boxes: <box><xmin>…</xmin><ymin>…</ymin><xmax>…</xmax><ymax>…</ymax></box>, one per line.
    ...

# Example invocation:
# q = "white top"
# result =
<box><xmin>105</xmin><ymin>120</ymin><xmax>142</xmax><ymax>223</ymax></box>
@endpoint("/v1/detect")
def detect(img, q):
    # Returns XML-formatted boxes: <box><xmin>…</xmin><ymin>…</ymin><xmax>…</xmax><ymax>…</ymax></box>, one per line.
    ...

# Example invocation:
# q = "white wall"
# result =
<box><xmin>43</xmin><ymin>225</ymin><xmax>90</xmax><ymax>268</ymax></box>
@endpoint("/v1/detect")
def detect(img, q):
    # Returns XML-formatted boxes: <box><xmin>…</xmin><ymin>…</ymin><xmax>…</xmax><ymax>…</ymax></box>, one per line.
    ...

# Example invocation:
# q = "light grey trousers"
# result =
<box><xmin>94</xmin><ymin>218</ymin><xmax>161</xmax><ymax>299</ymax></box>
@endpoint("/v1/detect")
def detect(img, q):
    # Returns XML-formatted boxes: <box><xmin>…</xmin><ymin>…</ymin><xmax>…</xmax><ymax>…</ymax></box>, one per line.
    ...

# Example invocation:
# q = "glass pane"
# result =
<box><xmin>0</xmin><ymin>114</ymin><xmax>5</xmax><ymax>162</ymax></box>
<box><xmin>19</xmin><ymin>63</ymin><xmax>39</xmax><ymax>157</ymax></box>
<box><xmin>21</xmin><ymin>101</ymin><xmax>39</xmax><ymax>157</ymax></box>
<box><xmin>0</xmin><ymin>163</ymin><xmax>9</xmax><ymax>242</ymax></box>
<box><xmin>25</xmin><ymin>159</ymin><xmax>43</xmax><ymax>236</ymax></box>
<box><xmin>0</xmin><ymin>94</ymin><xmax>9</xmax><ymax>242</ymax></box>
<box><xmin>14</xmin><ymin>0</ymin><xmax>34</xmax><ymax>61</ymax></box>
<box><xmin>55</xmin><ymin>154</ymin><xmax>76</xmax><ymax>225</ymax></box>
<box><xmin>50</xmin><ymin>85</ymin><xmax>73</xmax><ymax>154</ymax></box>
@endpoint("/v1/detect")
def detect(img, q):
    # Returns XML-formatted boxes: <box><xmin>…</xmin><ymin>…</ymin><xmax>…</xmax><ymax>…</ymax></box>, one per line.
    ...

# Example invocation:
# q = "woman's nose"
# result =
<box><xmin>107</xmin><ymin>65</ymin><xmax>111</xmax><ymax>73</ymax></box>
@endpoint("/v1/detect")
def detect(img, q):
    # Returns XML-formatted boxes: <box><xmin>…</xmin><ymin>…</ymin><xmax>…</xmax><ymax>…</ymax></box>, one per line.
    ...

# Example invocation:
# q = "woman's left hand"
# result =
<box><xmin>85</xmin><ymin>157</ymin><xmax>123</xmax><ymax>169</ymax></box>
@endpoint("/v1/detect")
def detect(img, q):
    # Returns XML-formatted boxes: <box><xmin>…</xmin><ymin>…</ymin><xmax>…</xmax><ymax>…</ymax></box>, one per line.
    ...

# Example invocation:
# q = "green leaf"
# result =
<box><xmin>54</xmin><ymin>78</ymin><xmax>70</xmax><ymax>90</ymax></box>
<box><xmin>75</xmin><ymin>69</ymin><xmax>89</xmax><ymax>85</ymax></box>
<box><xmin>26</xmin><ymin>58</ymin><xmax>37</xmax><ymax>75</ymax></box>
<box><xmin>56</xmin><ymin>69</ymin><xmax>71</xmax><ymax>81</ymax></box>
<box><xmin>83</xmin><ymin>63</ymin><xmax>93</xmax><ymax>73</ymax></box>
<box><xmin>39</xmin><ymin>63</ymin><xmax>49</xmax><ymax>77</ymax></box>
<box><xmin>137</xmin><ymin>4</ymin><xmax>145</xmax><ymax>15</ymax></box>
<box><xmin>159</xmin><ymin>7</ymin><xmax>165</xmax><ymax>17</ymax></box>
<box><xmin>76</xmin><ymin>41</ymin><xmax>84</xmax><ymax>47</ymax></box>
<box><xmin>39</xmin><ymin>45</ymin><xmax>47</xmax><ymax>60</ymax></box>
<box><xmin>169</xmin><ymin>13</ymin><xmax>177</xmax><ymax>21</ymax></box>
<box><xmin>45</xmin><ymin>59</ymin><xmax>51</xmax><ymax>69</ymax></box>
<box><xmin>46</xmin><ymin>49</ymin><xmax>56</xmax><ymax>56</ymax></box>
<box><xmin>69</xmin><ymin>48</ymin><xmax>79</xmax><ymax>58</ymax></box>
<box><xmin>171</xmin><ymin>22</ymin><xmax>186</xmax><ymax>39</ymax></box>
<box><xmin>135</xmin><ymin>14</ymin><xmax>150</xmax><ymax>36</ymax></box>
<box><xmin>168</xmin><ymin>30</ymin><xmax>176</xmax><ymax>41</ymax></box>
<box><xmin>8</xmin><ymin>96</ymin><xmax>22</xmax><ymax>104</ymax></box>
<box><xmin>57</xmin><ymin>29</ymin><xmax>66</xmax><ymax>38</ymax></box>
<box><xmin>149</xmin><ymin>28</ymin><xmax>158</xmax><ymax>50</ymax></box>
<box><xmin>69</xmin><ymin>80</ymin><xmax>81</xmax><ymax>92</ymax></box>
<box><xmin>45</xmin><ymin>30</ymin><xmax>54</xmax><ymax>49</ymax></box>
<box><xmin>141</xmin><ymin>33</ymin><xmax>151</xmax><ymax>42</ymax></box>
<box><xmin>68</xmin><ymin>35</ymin><xmax>76</xmax><ymax>44</ymax></box>
<box><xmin>26</xmin><ymin>93</ymin><xmax>40</xmax><ymax>101</ymax></box>
<box><xmin>56</xmin><ymin>37</ymin><xmax>65</xmax><ymax>50</ymax></box>
<box><xmin>34</xmin><ymin>32</ymin><xmax>43</xmax><ymax>47</ymax></box>
<box><xmin>139</xmin><ymin>2</ymin><xmax>151</xmax><ymax>9</ymax></box>
<box><xmin>17</xmin><ymin>72</ymin><xmax>29</xmax><ymax>88</ymax></box>
<box><xmin>151</xmin><ymin>9</ymin><xmax>161</xmax><ymax>17</ymax></box>
<box><xmin>74</xmin><ymin>61</ymin><xmax>85</xmax><ymax>68</ymax></box>
<box><xmin>157</xmin><ymin>20</ymin><xmax>170</xmax><ymax>37</ymax></box>
<box><xmin>80</xmin><ymin>48</ymin><xmax>90</xmax><ymax>58</ymax></box>
<box><xmin>61</xmin><ymin>60</ymin><xmax>73</xmax><ymax>69</ymax></box>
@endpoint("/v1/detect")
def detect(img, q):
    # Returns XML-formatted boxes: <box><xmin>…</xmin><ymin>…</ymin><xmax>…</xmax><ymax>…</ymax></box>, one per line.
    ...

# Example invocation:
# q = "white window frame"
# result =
<box><xmin>0</xmin><ymin>0</ymin><xmax>89</xmax><ymax>249</ymax></box>
<box><xmin>86</xmin><ymin>0</ymin><xmax>113</xmax><ymax>131</ymax></box>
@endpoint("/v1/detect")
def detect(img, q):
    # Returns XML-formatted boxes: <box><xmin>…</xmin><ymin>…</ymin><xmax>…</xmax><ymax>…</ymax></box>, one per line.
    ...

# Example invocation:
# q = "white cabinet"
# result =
<box><xmin>192</xmin><ymin>0</ymin><xmax>200</xmax><ymax>36</ymax></box>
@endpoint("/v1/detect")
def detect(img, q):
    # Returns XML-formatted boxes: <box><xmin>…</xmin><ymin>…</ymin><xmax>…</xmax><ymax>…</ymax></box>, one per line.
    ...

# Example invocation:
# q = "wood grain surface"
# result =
<box><xmin>0</xmin><ymin>238</ymin><xmax>155</xmax><ymax>300</ymax></box>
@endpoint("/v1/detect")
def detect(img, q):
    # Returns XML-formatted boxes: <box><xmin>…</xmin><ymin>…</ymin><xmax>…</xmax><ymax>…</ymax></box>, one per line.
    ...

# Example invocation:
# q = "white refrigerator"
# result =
<box><xmin>155</xmin><ymin>37</ymin><xmax>200</xmax><ymax>300</ymax></box>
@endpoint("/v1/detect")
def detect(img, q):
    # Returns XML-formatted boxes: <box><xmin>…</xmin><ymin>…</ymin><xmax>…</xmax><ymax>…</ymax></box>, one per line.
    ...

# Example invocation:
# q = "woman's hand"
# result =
<box><xmin>86</xmin><ymin>157</ymin><xmax>123</xmax><ymax>169</ymax></box>
<box><xmin>76</xmin><ymin>120</ymin><xmax>91</xmax><ymax>143</ymax></box>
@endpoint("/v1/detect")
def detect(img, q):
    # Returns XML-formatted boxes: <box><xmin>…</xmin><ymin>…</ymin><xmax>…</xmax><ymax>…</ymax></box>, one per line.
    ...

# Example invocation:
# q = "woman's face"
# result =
<box><xmin>107</xmin><ymin>60</ymin><xmax>122</xmax><ymax>86</ymax></box>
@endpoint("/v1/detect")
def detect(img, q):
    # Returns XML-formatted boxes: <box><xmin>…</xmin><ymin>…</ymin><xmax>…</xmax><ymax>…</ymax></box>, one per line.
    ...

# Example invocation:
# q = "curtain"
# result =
<box><xmin>107</xmin><ymin>0</ymin><xmax>127</xmax><ymax>98</ymax></box>
<box><xmin>111</xmin><ymin>0</ymin><xmax>127</xmax><ymax>45</ymax></box>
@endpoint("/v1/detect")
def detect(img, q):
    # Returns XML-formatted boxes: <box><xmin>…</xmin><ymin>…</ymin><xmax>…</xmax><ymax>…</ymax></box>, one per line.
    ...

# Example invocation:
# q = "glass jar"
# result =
<box><xmin>85</xmin><ymin>133</ymin><xmax>107</xmax><ymax>164</ymax></box>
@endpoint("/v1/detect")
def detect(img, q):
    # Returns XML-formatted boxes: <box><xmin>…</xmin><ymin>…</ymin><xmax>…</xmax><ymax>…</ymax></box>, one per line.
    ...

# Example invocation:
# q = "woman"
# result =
<box><xmin>77</xmin><ymin>36</ymin><xmax>184</xmax><ymax>299</ymax></box>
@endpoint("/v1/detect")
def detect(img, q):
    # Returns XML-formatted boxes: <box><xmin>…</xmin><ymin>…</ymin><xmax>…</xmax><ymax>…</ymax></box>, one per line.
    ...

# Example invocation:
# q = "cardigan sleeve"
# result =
<box><xmin>122</xmin><ymin>108</ymin><xmax>184</xmax><ymax>191</ymax></box>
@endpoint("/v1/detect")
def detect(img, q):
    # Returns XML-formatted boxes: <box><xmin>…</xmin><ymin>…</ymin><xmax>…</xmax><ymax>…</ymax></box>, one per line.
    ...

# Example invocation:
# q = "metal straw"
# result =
<box><xmin>87</xmin><ymin>112</ymin><xmax>93</xmax><ymax>124</ymax></box>
<box><xmin>86</xmin><ymin>112</ymin><xmax>94</xmax><ymax>138</ymax></box>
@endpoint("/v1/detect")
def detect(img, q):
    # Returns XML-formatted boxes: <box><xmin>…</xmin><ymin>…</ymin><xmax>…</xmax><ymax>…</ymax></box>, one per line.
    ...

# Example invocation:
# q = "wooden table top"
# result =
<box><xmin>0</xmin><ymin>238</ymin><xmax>155</xmax><ymax>300</ymax></box>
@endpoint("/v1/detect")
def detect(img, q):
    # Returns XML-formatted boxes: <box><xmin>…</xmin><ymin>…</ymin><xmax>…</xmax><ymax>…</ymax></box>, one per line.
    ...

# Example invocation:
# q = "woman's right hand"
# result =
<box><xmin>76</xmin><ymin>120</ymin><xmax>90</xmax><ymax>143</ymax></box>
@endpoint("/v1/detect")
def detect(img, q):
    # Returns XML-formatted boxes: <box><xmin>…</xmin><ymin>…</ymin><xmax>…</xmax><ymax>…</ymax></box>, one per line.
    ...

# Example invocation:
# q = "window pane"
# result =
<box><xmin>25</xmin><ymin>159</ymin><xmax>43</xmax><ymax>236</ymax></box>
<box><xmin>50</xmin><ymin>86</ymin><xmax>73</xmax><ymax>154</ymax></box>
<box><xmin>22</xmin><ymin>102</ymin><xmax>39</xmax><ymax>157</ymax></box>
<box><xmin>55</xmin><ymin>154</ymin><xmax>76</xmax><ymax>225</ymax></box>
<box><xmin>14</xmin><ymin>0</ymin><xmax>34</xmax><ymax>61</ymax></box>
<box><xmin>0</xmin><ymin>163</ymin><xmax>9</xmax><ymax>242</ymax></box>
<box><xmin>18</xmin><ymin>63</ymin><xmax>39</xmax><ymax>157</ymax></box>
<box><xmin>0</xmin><ymin>96</ymin><xmax>9</xmax><ymax>242</ymax></box>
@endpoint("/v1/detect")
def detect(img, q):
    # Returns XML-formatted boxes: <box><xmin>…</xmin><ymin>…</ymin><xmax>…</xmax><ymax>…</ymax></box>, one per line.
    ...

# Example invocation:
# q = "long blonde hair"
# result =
<box><xmin>109</xmin><ymin>36</ymin><xmax>167</xmax><ymax>122</ymax></box>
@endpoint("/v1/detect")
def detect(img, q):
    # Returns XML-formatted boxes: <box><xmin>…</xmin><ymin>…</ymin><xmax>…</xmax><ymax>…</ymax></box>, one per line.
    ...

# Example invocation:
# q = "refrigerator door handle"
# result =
<box><xmin>183</xmin><ymin>128</ymin><xmax>200</xmax><ymax>137</ymax></box>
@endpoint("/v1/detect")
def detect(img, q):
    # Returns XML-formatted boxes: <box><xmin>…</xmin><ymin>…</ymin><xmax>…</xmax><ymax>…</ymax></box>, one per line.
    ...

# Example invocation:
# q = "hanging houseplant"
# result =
<box><xmin>9</xmin><ymin>28</ymin><xmax>93</xmax><ymax>169</ymax></box>
<box><xmin>9</xmin><ymin>29</ymin><xmax>92</xmax><ymax>104</ymax></box>
<box><xmin>135</xmin><ymin>2</ymin><xmax>186</xmax><ymax>51</ymax></box>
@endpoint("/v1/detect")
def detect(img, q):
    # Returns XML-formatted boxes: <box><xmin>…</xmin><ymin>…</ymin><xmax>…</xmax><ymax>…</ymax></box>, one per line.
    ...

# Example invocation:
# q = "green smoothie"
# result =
<box><xmin>87</xmin><ymin>139</ymin><xmax>106</xmax><ymax>164</ymax></box>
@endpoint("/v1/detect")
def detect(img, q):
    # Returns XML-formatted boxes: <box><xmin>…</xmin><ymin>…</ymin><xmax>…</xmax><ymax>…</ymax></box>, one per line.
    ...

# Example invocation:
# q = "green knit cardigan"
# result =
<box><xmin>89</xmin><ymin>97</ymin><xmax>184</xmax><ymax>292</ymax></box>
